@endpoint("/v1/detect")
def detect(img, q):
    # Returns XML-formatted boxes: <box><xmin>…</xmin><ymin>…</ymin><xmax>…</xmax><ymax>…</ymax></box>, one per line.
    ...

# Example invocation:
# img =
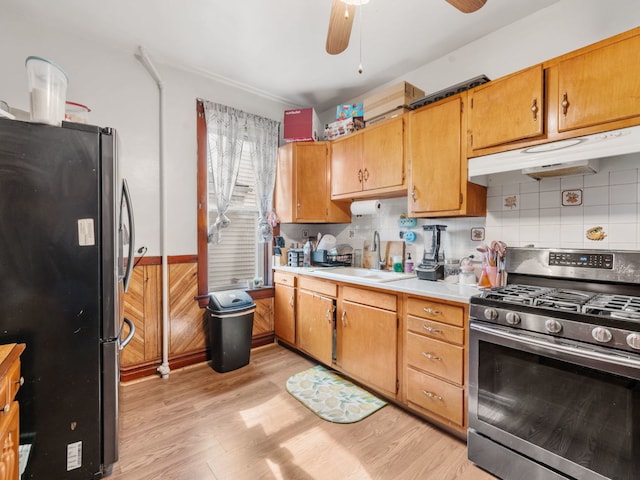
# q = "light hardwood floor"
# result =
<box><xmin>109</xmin><ymin>344</ymin><xmax>497</xmax><ymax>480</ymax></box>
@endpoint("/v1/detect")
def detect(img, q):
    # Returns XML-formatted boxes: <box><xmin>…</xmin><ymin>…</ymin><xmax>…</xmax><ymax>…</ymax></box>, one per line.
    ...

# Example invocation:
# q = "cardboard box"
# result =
<box><xmin>336</xmin><ymin>102</ymin><xmax>364</xmax><ymax>120</ymax></box>
<box><xmin>283</xmin><ymin>108</ymin><xmax>321</xmax><ymax>142</ymax></box>
<box><xmin>365</xmin><ymin>107</ymin><xmax>410</xmax><ymax>127</ymax></box>
<box><xmin>363</xmin><ymin>81</ymin><xmax>424</xmax><ymax>121</ymax></box>
<box><xmin>324</xmin><ymin>116</ymin><xmax>365</xmax><ymax>140</ymax></box>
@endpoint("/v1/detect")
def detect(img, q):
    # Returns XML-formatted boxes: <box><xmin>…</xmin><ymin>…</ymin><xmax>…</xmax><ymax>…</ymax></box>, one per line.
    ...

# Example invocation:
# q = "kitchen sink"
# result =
<box><xmin>316</xmin><ymin>267</ymin><xmax>415</xmax><ymax>283</ymax></box>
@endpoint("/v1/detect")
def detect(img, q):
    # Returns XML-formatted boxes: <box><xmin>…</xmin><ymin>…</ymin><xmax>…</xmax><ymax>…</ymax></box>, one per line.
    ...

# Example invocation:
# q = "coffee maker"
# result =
<box><xmin>416</xmin><ymin>225</ymin><xmax>447</xmax><ymax>281</ymax></box>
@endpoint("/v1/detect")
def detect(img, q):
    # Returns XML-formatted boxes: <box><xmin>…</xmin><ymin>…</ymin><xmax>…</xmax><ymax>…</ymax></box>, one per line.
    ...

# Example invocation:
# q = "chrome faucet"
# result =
<box><xmin>370</xmin><ymin>230</ymin><xmax>384</xmax><ymax>269</ymax></box>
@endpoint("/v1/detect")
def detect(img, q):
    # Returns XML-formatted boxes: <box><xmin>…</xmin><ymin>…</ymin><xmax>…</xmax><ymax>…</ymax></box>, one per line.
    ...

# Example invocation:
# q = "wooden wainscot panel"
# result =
<box><xmin>170</xmin><ymin>262</ymin><xmax>206</xmax><ymax>356</ymax></box>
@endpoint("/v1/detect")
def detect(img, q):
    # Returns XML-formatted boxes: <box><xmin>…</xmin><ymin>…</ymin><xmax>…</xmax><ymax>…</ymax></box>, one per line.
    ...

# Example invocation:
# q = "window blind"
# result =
<box><xmin>207</xmin><ymin>146</ymin><xmax>261</xmax><ymax>289</ymax></box>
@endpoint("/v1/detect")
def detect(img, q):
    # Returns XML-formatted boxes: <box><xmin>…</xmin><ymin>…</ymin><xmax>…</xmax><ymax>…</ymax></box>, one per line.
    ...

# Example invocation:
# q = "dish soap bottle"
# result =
<box><xmin>303</xmin><ymin>239</ymin><xmax>311</xmax><ymax>267</ymax></box>
<box><xmin>404</xmin><ymin>253</ymin><xmax>414</xmax><ymax>273</ymax></box>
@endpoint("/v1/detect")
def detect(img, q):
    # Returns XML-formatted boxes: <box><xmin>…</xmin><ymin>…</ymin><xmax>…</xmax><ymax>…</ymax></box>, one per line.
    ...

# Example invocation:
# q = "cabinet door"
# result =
<box><xmin>409</xmin><ymin>96</ymin><xmax>463</xmax><ymax>214</ymax></box>
<box><xmin>362</xmin><ymin>116</ymin><xmax>405</xmax><ymax>192</ymax></box>
<box><xmin>295</xmin><ymin>143</ymin><xmax>330</xmax><ymax>222</ymax></box>
<box><xmin>274</xmin><ymin>283</ymin><xmax>296</xmax><ymax>345</ymax></box>
<box><xmin>557</xmin><ymin>34</ymin><xmax>640</xmax><ymax>132</ymax></box>
<box><xmin>338</xmin><ymin>300</ymin><xmax>397</xmax><ymax>396</ymax></box>
<box><xmin>469</xmin><ymin>65</ymin><xmax>544</xmax><ymax>151</ymax></box>
<box><xmin>331</xmin><ymin>133</ymin><xmax>363</xmax><ymax>196</ymax></box>
<box><xmin>0</xmin><ymin>402</ymin><xmax>19</xmax><ymax>480</ymax></box>
<box><xmin>297</xmin><ymin>290</ymin><xmax>334</xmax><ymax>365</ymax></box>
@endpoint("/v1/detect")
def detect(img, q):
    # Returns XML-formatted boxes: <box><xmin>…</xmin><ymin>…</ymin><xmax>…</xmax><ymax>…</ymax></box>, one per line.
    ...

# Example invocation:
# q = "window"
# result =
<box><xmin>206</xmin><ymin>147</ymin><xmax>263</xmax><ymax>289</ymax></box>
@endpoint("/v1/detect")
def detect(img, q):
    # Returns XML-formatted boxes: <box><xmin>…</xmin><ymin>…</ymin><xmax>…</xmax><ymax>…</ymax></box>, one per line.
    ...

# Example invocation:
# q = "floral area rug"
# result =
<box><xmin>285</xmin><ymin>365</ymin><xmax>387</xmax><ymax>423</ymax></box>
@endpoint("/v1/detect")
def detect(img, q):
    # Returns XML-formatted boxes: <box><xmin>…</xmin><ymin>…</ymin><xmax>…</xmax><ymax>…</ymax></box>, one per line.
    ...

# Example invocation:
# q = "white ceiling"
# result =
<box><xmin>8</xmin><ymin>0</ymin><xmax>561</xmax><ymax>111</ymax></box>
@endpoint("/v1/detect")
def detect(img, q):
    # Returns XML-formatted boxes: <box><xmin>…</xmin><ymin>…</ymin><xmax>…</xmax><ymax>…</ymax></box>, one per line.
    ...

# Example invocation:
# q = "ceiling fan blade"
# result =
<box><xmin>326</xmin><ymin>0</ymin><xmax>356</xmax><ymax>55</ymax></box>
<box><xmin>445</xmin><ymin>0</ymin><xmax>487</xmax><ymax>13</ymax></box>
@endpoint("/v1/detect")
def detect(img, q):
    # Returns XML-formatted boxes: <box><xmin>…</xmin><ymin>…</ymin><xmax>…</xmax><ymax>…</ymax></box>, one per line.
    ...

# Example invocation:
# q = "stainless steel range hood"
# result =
<box><xmin>468</xmin><ymin>125</ymin><xmax>640</xmax><ymax>180</ymax></box>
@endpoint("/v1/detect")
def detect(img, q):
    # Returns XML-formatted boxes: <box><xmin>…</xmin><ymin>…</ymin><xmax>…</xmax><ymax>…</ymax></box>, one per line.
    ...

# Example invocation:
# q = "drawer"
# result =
<box><xmin>407</xmin><ymin>368</ymin><xmax>464</xmax><ymax>426</ymax></box>
<box><xmin>274</xmin><ymin>271</ymin><xmax>296</xmax><ymax>287</ymax></box>
<box><xmin>298</xmin><ymin>276</ymin><xmax>337</xmax><ymax>297</ymax></box>
<box><xmin>406</xmin><ymin>297</ymin><xmax>464</xmax><ymax>327</ymax></box>
<box><xmin>406</xmin><ymin>332</ymin><xmax>463</xmax><ymax>384</ymax></box>
<box><xmin>407</xmin><ymin>315</ymin><xmax>464</xmax><ymax>346</ymax></box>
<box><xmin>342</xmin><ymin>286</ymin><xmax>397</xmax><ymax>311</ymax></box>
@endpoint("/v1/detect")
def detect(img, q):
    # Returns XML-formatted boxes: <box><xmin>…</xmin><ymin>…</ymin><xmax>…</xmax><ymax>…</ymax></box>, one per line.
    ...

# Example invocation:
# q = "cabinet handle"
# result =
<box><xmin>326</xmin><ymin>304</ymin><xmax>335</xmax><ymax>323</ymax></box>
<box><xmin>289</xmin><ymin>295</ymin><xmax>294</xmax><ymax>308</ymax></box>
<box><xmin>410</xmin><ymin>187</ymin><xmax>417</xmax><ymax>202</ymax></box>
<box><xmin>363</xmin><ymin>168</ymin><xmax>369</xmax><ymax>182</ymax></box>
<box><xmin>341</xmin><ymin>310</ymin><xmax>347</xmax><ymax>327</ymax></box>
<box><xmin>423</xmin><ymin>307</ymin><xmax>441</xmax><ymax>315</ymax></box>
<box><xmin>422</xmin><ymin>390</ymin><xmax>443</xmax><ymax>401</ymax></box>
<box><xmin>531</xmin><ymin>98</ymin><xmax>538</xmax><ymax>121</ymax></box>
<box><xmin>358</xmin><ymin>169</ymin><xmax>363</xmax><ymax>183</ymax></box>
<box><xmin>422</xmin><ymin>325</ymin><xmax>443</xmax><ymax>335</ymax></box>
<box><xmin>1</xmin><ymin>403</ymin><xmax>9</xmax><ymax>414</ymax></box>
<box><xmin>561</xmin><ymin>92</ymin><xmax>570</xmax><ymax>116</ymax></box>
<box><xmin>422</xmin><ymin>352</ymin><xmax>442</xmax><ymax>361</ymax></box>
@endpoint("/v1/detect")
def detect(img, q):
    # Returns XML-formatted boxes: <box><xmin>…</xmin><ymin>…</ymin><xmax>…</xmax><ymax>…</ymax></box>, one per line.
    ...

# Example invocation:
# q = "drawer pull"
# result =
<box><xmin>422</xmin><ymin>390</ymin><xmax>443</xmax><ymax>401</ymax></box>
<box><xmin>422</xmin><ymin>352</ymin><xmax>442</xmax><ymax>361</ymax></box>
<box><xmin>1</xmin><ymin>403</ymin><xmax>9</xmax><ymax>414</ymax></box>
<box><xmin>422</xmin><ymin>325</ymin><xmax>443</xmax><ymax>335</ymax></box>
<box><xmin>423</xmin><ymin>307</ymin><xmax>441</xmax><ymax>315</ymax></box>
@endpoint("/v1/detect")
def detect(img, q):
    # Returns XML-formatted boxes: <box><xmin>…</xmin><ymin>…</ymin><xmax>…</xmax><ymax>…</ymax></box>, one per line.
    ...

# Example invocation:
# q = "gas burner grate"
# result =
<box><xmin>583</xmin><ymin>294</ymin><xmax>640</xmax><ymax>320</ymax></box>
<box><xmin>481</xmin><ymin>285</ymin><xmax>552</xmax><ymax>305</ymax></box>
<box><xmin>533</xmin><ymin>289</ymin><xmax>597</xmax><ymax>312</ymax></box>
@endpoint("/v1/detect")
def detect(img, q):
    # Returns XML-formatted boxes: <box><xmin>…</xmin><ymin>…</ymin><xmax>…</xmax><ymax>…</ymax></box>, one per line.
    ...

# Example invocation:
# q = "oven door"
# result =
<box><xmin>469</xmin><ymin>321</ymin><xmax>640</xmax><ymax>480</ymax></box>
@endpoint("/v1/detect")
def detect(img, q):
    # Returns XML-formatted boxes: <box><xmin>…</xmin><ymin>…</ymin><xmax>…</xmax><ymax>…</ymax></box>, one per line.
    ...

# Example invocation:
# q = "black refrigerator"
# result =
<box><xmin>0</xmin><ymin>117</ymin><xmax>135</xmax><ymax>479</ymax></box>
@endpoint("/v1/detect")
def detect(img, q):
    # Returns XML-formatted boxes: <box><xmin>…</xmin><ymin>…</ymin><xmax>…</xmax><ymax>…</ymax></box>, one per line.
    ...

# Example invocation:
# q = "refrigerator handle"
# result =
<box><xmin>119</xmin><ymin>317</ymin><xmax>136</xmax><ymax>350</ymax></box>
<box><xmin>122</xmin><ymin>178</ymin><xmax>135</xmax><ymax>293</ymax></box>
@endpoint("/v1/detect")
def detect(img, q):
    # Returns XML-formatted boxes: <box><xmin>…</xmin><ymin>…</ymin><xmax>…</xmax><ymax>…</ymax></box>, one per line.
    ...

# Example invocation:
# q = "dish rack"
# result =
<box><xmin>312</xmin><ymin>250</ymin><xmax>352</xmax><ymax>267</ymax></box>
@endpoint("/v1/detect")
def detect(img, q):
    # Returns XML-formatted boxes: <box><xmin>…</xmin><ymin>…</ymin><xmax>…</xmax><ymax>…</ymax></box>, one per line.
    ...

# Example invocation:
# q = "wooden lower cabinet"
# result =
<box><xmin>337</xmin><ymin>286</ymin><xmax>398</xmax><ymax>397</ymax></box>
<box><xmin>0</xmin><ymin>344</ymin><xmax>24</xmax><ymax>480</ymax></box>
<box><xmin>297</xmin><ymin>277</ymin><xmax>337</xmax><ymax>365</ymax></box>
<box><xmin>274</xmin><ymin>271</ymin><xmax>296</xmax><ymax>345</ymax></box>
<box><xmin>404</xmin><ymin>295</ymin><xmax>468</xmax><ymax>435</ymax></box>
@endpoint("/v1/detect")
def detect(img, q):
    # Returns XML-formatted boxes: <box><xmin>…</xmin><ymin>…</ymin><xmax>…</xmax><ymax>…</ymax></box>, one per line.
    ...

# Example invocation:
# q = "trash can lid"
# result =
<box><xmin>207</xmin><ymin>289</ymin><xmax>255</xmax><ymax>313</ymax></box>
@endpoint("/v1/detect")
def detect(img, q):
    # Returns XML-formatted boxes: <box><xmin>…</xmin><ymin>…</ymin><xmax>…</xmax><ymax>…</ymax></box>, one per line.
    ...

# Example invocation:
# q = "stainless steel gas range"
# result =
<box><xmin>468</xmin><ymin>248</ymin><xmax>640</xmax><ymax>480</ymax></box>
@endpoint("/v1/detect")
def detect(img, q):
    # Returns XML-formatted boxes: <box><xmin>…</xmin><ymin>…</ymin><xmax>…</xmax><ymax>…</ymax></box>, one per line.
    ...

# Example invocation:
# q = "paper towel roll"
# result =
<box><xmin>350</xmin><ymin>200</ymin><xmax>381</xmax><ymax>215</ymax></box>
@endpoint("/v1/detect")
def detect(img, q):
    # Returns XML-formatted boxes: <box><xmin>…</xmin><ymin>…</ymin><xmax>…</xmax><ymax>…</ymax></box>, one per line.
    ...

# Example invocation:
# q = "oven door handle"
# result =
<box><xmin>471</xmin><ymin>323</ymin><xmax>640</xmax><ymax>370</ymax></box>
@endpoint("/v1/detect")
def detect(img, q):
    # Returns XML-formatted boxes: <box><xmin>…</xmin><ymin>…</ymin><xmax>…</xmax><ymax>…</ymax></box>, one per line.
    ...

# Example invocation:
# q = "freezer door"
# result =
<box><xmin>102</xmin><ymin>340</ymin><xmax>119</xmax><ymax>469</ymax></box>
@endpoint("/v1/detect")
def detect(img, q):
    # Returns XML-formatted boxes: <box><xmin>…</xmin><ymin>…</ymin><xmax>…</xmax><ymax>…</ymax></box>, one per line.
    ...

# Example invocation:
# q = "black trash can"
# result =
<box><xmin>206</xmin><ymin>290</ymin><xmax>256</xmax><ymax>373</ymax></box>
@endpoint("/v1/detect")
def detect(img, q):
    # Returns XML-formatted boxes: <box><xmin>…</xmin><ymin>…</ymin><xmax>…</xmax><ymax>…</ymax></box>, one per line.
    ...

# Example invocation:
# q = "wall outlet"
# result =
<box><xmin>302</xmin><ymin>229</ymin><xmax>309</xmax><ymax>238</ymax></box>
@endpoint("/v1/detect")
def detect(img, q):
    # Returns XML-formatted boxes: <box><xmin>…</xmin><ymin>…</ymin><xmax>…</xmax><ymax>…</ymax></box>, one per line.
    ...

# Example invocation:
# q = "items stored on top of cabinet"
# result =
<box><xmin>408</xmin><ymin>93</ymin><xmax>486</xmax><ymax>218</ymax></box>
<box><xmin>468</xmin><ymin>27</ymin><xmax>640</xmax><ymax>158</ymax></box>
<box><xmin>331</xmin><ymin>115</ymin><xmax>406</xmax><ymax>200</ymax></box>
<box><xmin>364</xmin><ymin>81</ymin><xmax>424</xmax><ymax>124</ymax></box>
<box><xmin>409</xmin><ymin>75</ymin><xmax>490</xmax><ymax>110</ymax></box>
<box><xmin>274</xmin><ymin>141</ymin><xmax>351</xmax><ymax>223</ymax></box>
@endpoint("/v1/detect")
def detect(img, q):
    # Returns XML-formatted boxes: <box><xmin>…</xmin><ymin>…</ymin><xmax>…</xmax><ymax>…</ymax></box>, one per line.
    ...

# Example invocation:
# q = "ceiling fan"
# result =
<box><xmin>325</xmin><ymin>0</ymin><xmax>488</xmax><ymax>55</ymax></box>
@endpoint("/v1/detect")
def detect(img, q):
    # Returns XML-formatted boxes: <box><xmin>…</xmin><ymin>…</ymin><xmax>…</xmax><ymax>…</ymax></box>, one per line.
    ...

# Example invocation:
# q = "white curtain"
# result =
<box><xmin>203</xmin><ymin>100</ymin><xmax>280</xmax><ymax>244</ymax></box>
<box><xmin>247</xmin><ymin>115</ymin><xmax>280</xmax><ymax>243</ymax></box>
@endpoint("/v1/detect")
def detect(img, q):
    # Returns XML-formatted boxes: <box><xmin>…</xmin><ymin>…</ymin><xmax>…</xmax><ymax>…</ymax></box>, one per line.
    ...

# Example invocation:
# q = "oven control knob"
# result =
<box><xmin>505</xmin><ymin>312</ymin><xmax>521</xmax><ymax>325</ymax></box>
<box><xmin>626</xmin><ymin>333</ymin><xmax>640</xmax><ymax>350</ymax></box>
<box><xmin>545</xmin><ymin>319</ymin><xmax>562</xmax><ymax>334</ymax></box>
<box><xmin>483</xmin><ymin>308</ymin><xmax>498</xmax><ymax>320</ymax></box>
<box><xmin>592</xmin><ymin>327</ymin><xmax>612</xmax><ymax>343</ymax></box>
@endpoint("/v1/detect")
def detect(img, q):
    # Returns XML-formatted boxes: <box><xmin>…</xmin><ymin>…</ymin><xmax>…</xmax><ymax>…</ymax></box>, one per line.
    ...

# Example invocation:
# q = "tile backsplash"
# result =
<box><xmin>278</xmin><ymin>153</ymin><xmax>640</xmax><ymax>270</ymax></box>
<box><xmin>484</xmin><ymin>154</ymin><xmax>640</xmax><ymax>251</ymax></box>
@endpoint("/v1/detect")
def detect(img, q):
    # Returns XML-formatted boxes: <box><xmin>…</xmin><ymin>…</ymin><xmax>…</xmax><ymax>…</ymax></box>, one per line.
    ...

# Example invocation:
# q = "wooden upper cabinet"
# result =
<box><xmin>468</xmin><ymin>65</ymin><xmax>544</xmax><ymax>152</ymax></box>
<box><xmin>331</xmin><ymin>116</ymin><xmax>406</xmax><ymax>199</ymax></box>
<box><xmin>331</xmin><ymin>133</ymin><xmax>363</xmax><ymax>196</ymax></box>
<box><xmin>275</xmin><ymin>141</ymin><xmax>351</xmax><ymax>223</ymax></box>
<box><xmin>556</xmin><ymin>33</ymin><xmax>640</xmax><ymax>132</ymax></box>
<box><xmin>361</xmin><ymin>116</ymin><xmax>405</xmax><ymax>192</ymax></box>
<box><xmin>408</xmin><ymin>94</ymin><xmax>486</xmax><ymax>217</ymax></box>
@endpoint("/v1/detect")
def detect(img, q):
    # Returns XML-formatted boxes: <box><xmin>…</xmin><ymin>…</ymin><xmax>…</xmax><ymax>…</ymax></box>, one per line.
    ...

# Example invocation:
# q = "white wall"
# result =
<box><xmin>0</xmin><ymin>7</ymin><xmax>293</xmax><ymax>257</ymax></box>
<box><xmin>2</xmin><ymin>0</ymin><xmax>638</xmax><ymax>259</ymax></box>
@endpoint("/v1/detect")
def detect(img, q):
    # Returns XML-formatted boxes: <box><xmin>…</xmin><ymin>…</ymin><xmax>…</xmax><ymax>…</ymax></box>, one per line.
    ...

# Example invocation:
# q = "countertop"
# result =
<box><xmin>273</xmin><ymin>266</ymin><xmax>482</xmax><ymax>304</ymax></box>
